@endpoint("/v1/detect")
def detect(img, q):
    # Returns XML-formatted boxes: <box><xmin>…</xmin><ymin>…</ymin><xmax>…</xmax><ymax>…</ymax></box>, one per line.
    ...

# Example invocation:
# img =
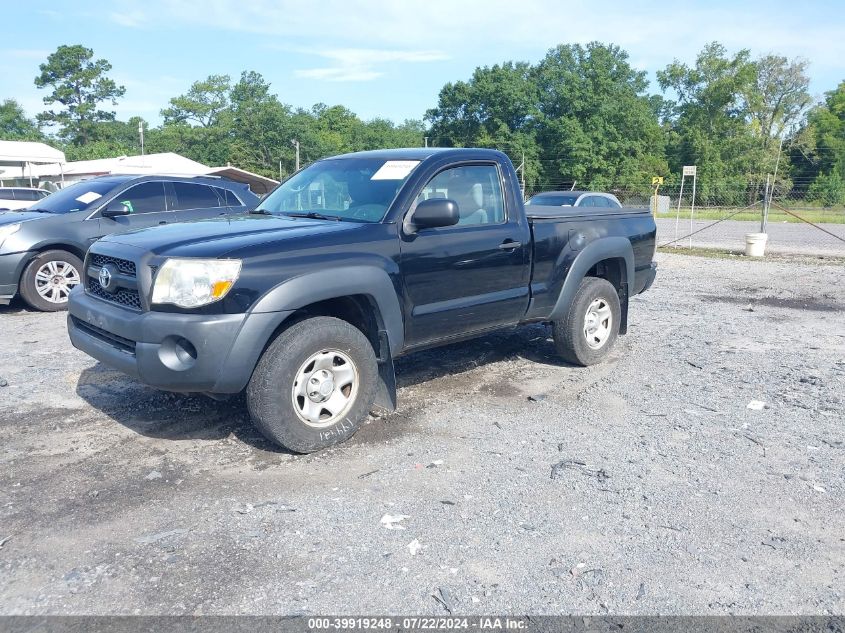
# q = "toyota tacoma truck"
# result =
<box><xmin>68</xmin><ymin>148</ymin><xmax>657</xmax><ymax>453</ymax></box>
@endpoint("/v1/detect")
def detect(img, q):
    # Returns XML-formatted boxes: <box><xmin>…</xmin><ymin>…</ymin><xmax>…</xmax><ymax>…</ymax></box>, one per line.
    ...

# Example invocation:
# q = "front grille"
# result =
<box><xmin>89</xmin><ymin>253</ymin><xmax>136</xmax><ymax>277</ymax></box>
<box><xmin>87</xmin><ymin>278</ymin><xmax>142</xmax><ymax>310</ymax></box>
<box><xmin>71</xmin><ymin>317</ymin><xmax>136</xmax><ymax>355</ymax></box>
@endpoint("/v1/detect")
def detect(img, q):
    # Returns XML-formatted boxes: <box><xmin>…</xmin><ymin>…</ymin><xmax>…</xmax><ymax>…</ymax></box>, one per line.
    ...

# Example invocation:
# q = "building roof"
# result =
<box><xmin>58</xmin><ymin>152</ymin><xmax>210</xmax><ymax>176</ymax></box>
<box><xmin>0</xmin><ymin>140</ymin><xmax>66</xmax><ymax>165</ymax></box>
<box><xmin>206</xmin><ymin>165</ymin><xmax>278</xmax><ymax>195</ymax></box>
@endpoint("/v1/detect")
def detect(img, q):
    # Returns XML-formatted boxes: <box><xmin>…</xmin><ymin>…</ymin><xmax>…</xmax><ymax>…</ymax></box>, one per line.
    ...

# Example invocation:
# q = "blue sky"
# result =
<box><xmin>2</xmin><ymin>0</ymin><xmax>844</xmax><ymax>126</ymax></box>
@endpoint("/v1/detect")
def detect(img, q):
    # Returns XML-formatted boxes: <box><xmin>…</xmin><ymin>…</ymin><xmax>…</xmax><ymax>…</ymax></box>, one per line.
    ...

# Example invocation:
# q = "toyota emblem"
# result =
<box><xmin>98</xmin><ymin>264</ymin><xmax>117</xmax><ymax>293</ymax></box>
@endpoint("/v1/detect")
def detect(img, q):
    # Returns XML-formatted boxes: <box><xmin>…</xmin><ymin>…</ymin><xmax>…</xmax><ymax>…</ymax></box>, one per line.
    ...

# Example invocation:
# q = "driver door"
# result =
<box><xmin>98</xmin><ymin>182</ymin><xmax>171</xmax><ymax>237</ymax></box>
<box><xmin>399</xmin><ymin>163</ymin><xmax>530</xmax><ymax>346</ymax></box>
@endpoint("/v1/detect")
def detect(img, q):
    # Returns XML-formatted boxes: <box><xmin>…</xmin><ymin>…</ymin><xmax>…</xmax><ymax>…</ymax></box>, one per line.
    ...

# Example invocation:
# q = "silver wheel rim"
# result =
<box><xmin>34</xmin><ymin>260</ymin><xmax>80</xmax><ymax>304</ymax></box>
<box><xmin>584</xmin><ymin>297</ymin><xmax>613</xmax><ymax>349</ymax></box>
<box><xmin>291</xmin><ymin>349</ymin><xmax>358</xmax><ymax>428</ymax></box>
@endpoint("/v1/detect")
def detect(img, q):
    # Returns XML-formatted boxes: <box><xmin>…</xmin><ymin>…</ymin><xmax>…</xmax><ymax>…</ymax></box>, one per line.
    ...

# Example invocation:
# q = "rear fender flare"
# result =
<box><xmin>549</xmin><ymin>237</ymin><xmax>635</xmax><ymax>331</ymax></box>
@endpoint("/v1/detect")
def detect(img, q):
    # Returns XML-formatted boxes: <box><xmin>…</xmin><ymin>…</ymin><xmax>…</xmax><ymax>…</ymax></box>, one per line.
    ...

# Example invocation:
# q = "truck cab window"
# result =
<box><xmin>417</xmin><ymin>165</ymin><xmax>505</xmax><ymax>226</ymax></box>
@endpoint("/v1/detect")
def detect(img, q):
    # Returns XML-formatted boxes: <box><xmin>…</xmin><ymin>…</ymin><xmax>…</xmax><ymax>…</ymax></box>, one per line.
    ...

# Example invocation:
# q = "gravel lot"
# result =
<box><xmin>1</xmin><ymin>252</ymin><xmax>843</xmax><ymax>615</ymax></box>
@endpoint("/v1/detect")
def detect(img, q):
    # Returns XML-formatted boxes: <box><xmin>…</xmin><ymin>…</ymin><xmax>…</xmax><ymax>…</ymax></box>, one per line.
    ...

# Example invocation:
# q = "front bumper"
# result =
<box><xmin>68</xmin><ymin>288</ymin><xmax>292</xmax><ymax>393</ymax></box>
<box><xmin>0</xmin><ymin>250</ymin><xmax>33</xmax><ymax>304</ymax></box>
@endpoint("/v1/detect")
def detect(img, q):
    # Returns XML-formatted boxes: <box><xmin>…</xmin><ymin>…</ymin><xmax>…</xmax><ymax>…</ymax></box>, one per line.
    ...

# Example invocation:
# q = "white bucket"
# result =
<box><xmin>745</xmin><ymin>233</ymin><xmax>768</xmax><ymax>257</ymax></box>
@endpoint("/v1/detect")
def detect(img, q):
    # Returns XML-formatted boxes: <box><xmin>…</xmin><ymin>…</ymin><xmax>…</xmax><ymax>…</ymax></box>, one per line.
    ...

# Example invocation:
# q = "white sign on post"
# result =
<box><xmin>675</xmin><ymin>166</ymin><xmax>698</xmax><ymax>246</ymax></box>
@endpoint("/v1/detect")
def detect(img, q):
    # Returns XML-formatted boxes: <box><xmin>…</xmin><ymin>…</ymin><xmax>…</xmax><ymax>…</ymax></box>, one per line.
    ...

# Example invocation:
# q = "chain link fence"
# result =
<box><xmin>523</xmin><ymin>184</ymin><xmax>845</xmax><ymax>257</ymax></box>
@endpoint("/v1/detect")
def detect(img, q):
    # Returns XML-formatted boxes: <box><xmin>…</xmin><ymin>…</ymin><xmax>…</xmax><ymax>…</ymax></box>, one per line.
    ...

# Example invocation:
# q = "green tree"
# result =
<box><xmin>746</xmin><ymin>55</ymin><xmax>811</xmax><ymax>148</ymax></box>
<box><xmin>228</xmin><ymin>71</ymin><xmax>295</xmax><ymax>177</ymax></box>
<box><xmin>146</xmin><ymin>123</ymin><xmax>232</xmax><ymax>167</ymax></box>
<box><xmin>808</xmin><ymin>169</ymin><xmax>845</xmax><ymax>206</ymax></box>
<box><xmin>0</xmin><ymin>99</ymin><xmax>42</xmax><ymax>140</ymax></box>
<box><xmin>658</xmin><ymin>42</ymin><xmax>761</xmax><ymax>202</ymax></box>
<box><xmin>791</xmin><ymin>81</ymin><xmax>845</xmax><ymax>201</ymax></box>
<box><xmin>534</xmin><ymin>43</ymin><xmax>667</xmax><ymax>191</ymax></box>
<box><xmin>62</xmin><ymin>116</ymin><xmax>147</xmax><ymax>161</ymax></box>
<box><xmin>426</xmin><ymin>44</ymin><xmax>666</xmax><ymax>192</ymax></box>
<box><xmin>155</xmin><ymin>74</ymin><xmax>234</xmax><ymax>167</ymax></box>
<box><xmin>745</xmin><ymin>54</ymin><xmax>810</xmax><ymax>199</ymax></box>
<box><xmin>34</xmin><ymin>44</ymin><xmax>125</xmax><ymax>145</ymax></box>
<box><xmin>427</xmin><ymin>61</ymin><xmax>539</xmax><ymax>148</ymax></box>
<box><xmin>161</xmin><ymin>74</ymin><xmax>231</xmax><ymax>127</ymax></box>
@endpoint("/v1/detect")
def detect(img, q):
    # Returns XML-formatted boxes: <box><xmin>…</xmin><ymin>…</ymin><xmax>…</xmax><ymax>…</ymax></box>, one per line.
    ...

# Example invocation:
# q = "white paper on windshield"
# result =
<box><xmin>75</xmin><ymin>191</ymin><xmax>102</xmax><ymax>204</ymax></box>
<box><xmin>371</xmin><ymin>160</ymin><xmax>420</xmax><ymax>180</ymax></box>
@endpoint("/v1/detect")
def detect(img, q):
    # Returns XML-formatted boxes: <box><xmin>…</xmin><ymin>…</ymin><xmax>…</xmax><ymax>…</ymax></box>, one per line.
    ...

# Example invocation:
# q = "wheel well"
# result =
<box><xmin>34</xmin><ymin>244</ymin><xmax>86</xmax><ymax>262</ymax></box>
<box><xmin>586</xmin><ymin>257</ymin><xmax>625</xmax><ymax>292</ymax></box>
<box><xmin>282</xmin><ymin>295</ymin><xmax>386</xmax><ymax>358</ymax></box>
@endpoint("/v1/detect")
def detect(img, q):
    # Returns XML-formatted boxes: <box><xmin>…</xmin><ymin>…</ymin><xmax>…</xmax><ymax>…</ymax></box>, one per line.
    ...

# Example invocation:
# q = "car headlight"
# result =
<box><xmin>0</xmin><ymin>223</ymin><xmax>21</xmax><ymax>249</ymax></box>
<box><xmin>151</xmin><ymin>258</ymin><xmax>242</xmax><ymax>308</ymax></box>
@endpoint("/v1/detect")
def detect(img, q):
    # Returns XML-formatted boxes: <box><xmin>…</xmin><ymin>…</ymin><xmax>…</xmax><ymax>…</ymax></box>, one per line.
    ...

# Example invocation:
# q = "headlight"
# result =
<box><xmin>151</xmin><ymin>258</ymin><xmax>242</xmax><ymax>308</ymax></box>
<box><xmin>0</xmin><ymin>223</ymin><xmax>21</xmax><ymax>248</ymax></box>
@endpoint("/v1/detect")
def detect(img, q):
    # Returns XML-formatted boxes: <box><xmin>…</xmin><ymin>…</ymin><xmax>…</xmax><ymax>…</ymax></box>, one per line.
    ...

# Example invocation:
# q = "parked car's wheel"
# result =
<box><xmin>246</xmin><ymin>316</ymin><xmax>378</xmax><ymax>453</ymax></box>
<box><xmin>553</xmin><ymin>276</ymin><xmax>621</xmax><ymax>366</ymax></box>
<box><xmin>19</xmin><ymin>250</ymin><xmax>83</xmax><ymax>312</ymax></box>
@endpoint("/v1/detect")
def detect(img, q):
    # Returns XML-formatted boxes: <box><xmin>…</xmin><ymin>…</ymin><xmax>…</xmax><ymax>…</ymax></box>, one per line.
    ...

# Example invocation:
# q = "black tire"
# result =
<box><xmin>552</xmin><ymin>276</ymin><xmax>621</xmax><ymax>366</ymax></box>
<box><xmin>19</xmin><ymin>250</ymin><xmax>84</xmax><ymax>312</ymax></box>
<box><xmin>246</xmin><ymin>316</ymin><xmax>378</xmax><ymax>453</ymax></box>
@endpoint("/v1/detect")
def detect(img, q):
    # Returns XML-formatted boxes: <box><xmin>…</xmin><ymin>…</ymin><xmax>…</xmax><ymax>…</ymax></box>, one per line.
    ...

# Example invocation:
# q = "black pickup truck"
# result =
<box><xmin>68</xmin><ymin>148</ymin><xmax>656</xmax><ymax>452</ymax></box>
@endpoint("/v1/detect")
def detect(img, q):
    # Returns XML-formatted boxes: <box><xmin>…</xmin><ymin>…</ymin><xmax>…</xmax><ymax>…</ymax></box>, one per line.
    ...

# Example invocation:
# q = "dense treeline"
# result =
<box><xmin>1</xmin><ymin>42</ymin><xmax>843</xmax><ymax>204</ymax></box>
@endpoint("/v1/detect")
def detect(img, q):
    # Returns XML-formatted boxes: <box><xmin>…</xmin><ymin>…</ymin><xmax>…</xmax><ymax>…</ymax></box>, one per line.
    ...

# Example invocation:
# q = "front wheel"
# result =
<box><xmin>246</xmin><ymin>316</ymin><xmax>378</xmax><ymax>453</ymax></box>
<box><xmin>19</xmin><ymin>250</ymin><xmax>83</xmax><ymax>312</ymax></box>
<box><xmin>552</xmin><ymin>276</ymin><xmax>621</xmax><ymax>366</ymax></box>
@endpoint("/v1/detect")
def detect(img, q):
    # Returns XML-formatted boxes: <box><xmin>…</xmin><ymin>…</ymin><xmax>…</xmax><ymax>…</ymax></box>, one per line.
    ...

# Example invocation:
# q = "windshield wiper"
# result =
<box><xmin>281</xmin><ymin>211</ymin><xmax>343</xmax><ymax>222</ymax></box>
<box><xmin>248</xmin><ymin>208</ymin><xmax>273</xmax><ymax>215</ymax></box>
<box><xmin>24</xmin><ymin>208</ymin><xmax>54</xmax><ymax>213</ymax></box>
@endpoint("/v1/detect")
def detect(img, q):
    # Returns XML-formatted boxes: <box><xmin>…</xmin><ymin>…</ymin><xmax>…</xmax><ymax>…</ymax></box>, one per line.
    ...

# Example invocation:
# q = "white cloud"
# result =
<box><xmin>294</xmin><ymin>48</ymin><xmax>450</xmax><ymax>82</ymax></box>
<box><xmin>133</xmin><ymin>0</ymin><xmax>844</xmax><ymax>79</ymax></box>
<box><xmin>6</xmin><ymin>49</ymin><xmax>51</xmax><ymax>60</ymax></box>
<box><xmin>109</xmin><ymin>9</ymin><xmax>146</xmax><ymax>27</ymax></box>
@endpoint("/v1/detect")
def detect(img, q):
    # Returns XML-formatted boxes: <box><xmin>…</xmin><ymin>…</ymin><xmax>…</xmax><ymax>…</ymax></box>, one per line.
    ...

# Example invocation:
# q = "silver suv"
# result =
<box><xmin>0</xmin><ymin>187</ymin><xmax>51</xmax><ymax>211</ymax></box>
<box><xmin>0</xmin><ymin>174</ymin><xmax>259</xmax><ymax>311</ymax></box>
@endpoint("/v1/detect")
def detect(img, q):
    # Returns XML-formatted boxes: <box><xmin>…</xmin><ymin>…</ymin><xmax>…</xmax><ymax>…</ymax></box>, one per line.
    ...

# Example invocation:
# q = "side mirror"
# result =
<box><xmin>101</xmin><ymin>202</ymin><xmax>131</xmax><ymax>218</ymax></box>
<box><xmin>412</xmin><ymin>198</ymin><xmax>460</xmax><ymax>230</ymax></box>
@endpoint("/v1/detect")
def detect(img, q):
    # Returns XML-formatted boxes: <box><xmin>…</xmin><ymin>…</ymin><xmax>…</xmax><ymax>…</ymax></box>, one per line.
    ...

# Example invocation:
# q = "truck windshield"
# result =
<box><xmin>255</xmin><ymin>158</ymin><xmax>420</xmax><ymax>222</ymax></box>
<box><xmin>25</xmin><ymin>179</ymin><xmax>127</xmax><ymax>214</ymax></box>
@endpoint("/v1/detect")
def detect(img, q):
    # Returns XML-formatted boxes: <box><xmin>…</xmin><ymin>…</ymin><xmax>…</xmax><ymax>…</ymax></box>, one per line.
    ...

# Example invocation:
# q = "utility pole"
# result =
<box><xmin>520</xmin><ymin>151</ymin><xmax>526</xmax><ymax>198</ymax></box>
<box><xmin>514</xmin><ymin>152</ymin><xmax>526</xmax><ymax>199</ymax></box>
<box><xmin>424</xmin><ymin>137</ymin><xmax>429</xmax><ymax>148</ymax></box>
<box><xmin>138</xmin><ymin>121</ymin><xmax>145</xmax><ymax>156</ymax></box>
<box><xmin>761</xmin><ymin>174</ymin><xmax>771</xmax><ymax>233</ymax></box>
<box><xmin>761</xmin><ymin>134</ymin><xmax>786</xmax><ymax>234</ymax></box>
<box><xmin>291</xmin><ymin>139</ymin><xmax>300</xmax><ymax>171</ymax></box>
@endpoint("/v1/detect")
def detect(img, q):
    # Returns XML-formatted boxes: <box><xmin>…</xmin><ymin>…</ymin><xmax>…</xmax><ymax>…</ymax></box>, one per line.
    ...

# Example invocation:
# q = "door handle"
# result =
<box><xmin>498</xmin><ymin>240</ymin><xmax>522</xmax><ymax>250</ymax></box>
<box><xmin>159</xmin><ymin>221</ymin><xmax>168</xmax><ymax>225</ymax></box>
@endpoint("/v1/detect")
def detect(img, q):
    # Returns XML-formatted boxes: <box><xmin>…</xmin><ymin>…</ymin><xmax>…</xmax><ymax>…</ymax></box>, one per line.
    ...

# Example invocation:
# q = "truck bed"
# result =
<box><xmin>525</xmin><ymin>204</ymin><xmax>652</xmax><ymax>220</ymax></box>
<box><xmin>523</xmin><ymin>205</ymin><xmax>657</xmax><ymax>321</ymax></box>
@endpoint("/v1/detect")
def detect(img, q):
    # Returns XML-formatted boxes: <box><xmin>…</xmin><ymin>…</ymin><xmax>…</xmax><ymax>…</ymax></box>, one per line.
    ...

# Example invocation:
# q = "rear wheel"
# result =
<box><xmin>19</xmin><ymin>250</ymin><xmax>83</xmax><ymax>312</ymax></box>
<box><xmin>246</xmin><ymin>316</ymin><xmax>378</xmax><ymax>453</ymax></box>
<box><xmin>553</xmin><ymin>276</ymin><xmax>621</xmax><ymax>366</ymax></box>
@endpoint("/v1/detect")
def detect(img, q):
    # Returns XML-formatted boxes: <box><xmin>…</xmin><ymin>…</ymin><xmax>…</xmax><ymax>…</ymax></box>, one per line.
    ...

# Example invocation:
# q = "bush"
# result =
<box><xmin>808</xmin><ymin>170</ymin><xmax>845</xmax><ymax>207</ymax></box>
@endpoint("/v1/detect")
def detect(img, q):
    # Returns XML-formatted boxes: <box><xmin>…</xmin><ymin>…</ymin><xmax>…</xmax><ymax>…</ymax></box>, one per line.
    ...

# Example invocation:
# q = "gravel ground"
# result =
<box><xmin>655</xmin><ymin>218</ymin><xmax>845</xmax><ymax>256</ymax></box>
<box><xmin>0</xmin><ymin>251</ymin><xmax>843</xmax><ymax>615</ymax></box>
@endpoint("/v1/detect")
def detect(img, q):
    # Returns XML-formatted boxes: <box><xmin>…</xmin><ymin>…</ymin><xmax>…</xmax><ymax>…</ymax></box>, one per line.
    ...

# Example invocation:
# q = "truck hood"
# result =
<box><xmin>99</xmin><ymin>213</ymin><xmax>366</xmax><ymax>258</ymax></box>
